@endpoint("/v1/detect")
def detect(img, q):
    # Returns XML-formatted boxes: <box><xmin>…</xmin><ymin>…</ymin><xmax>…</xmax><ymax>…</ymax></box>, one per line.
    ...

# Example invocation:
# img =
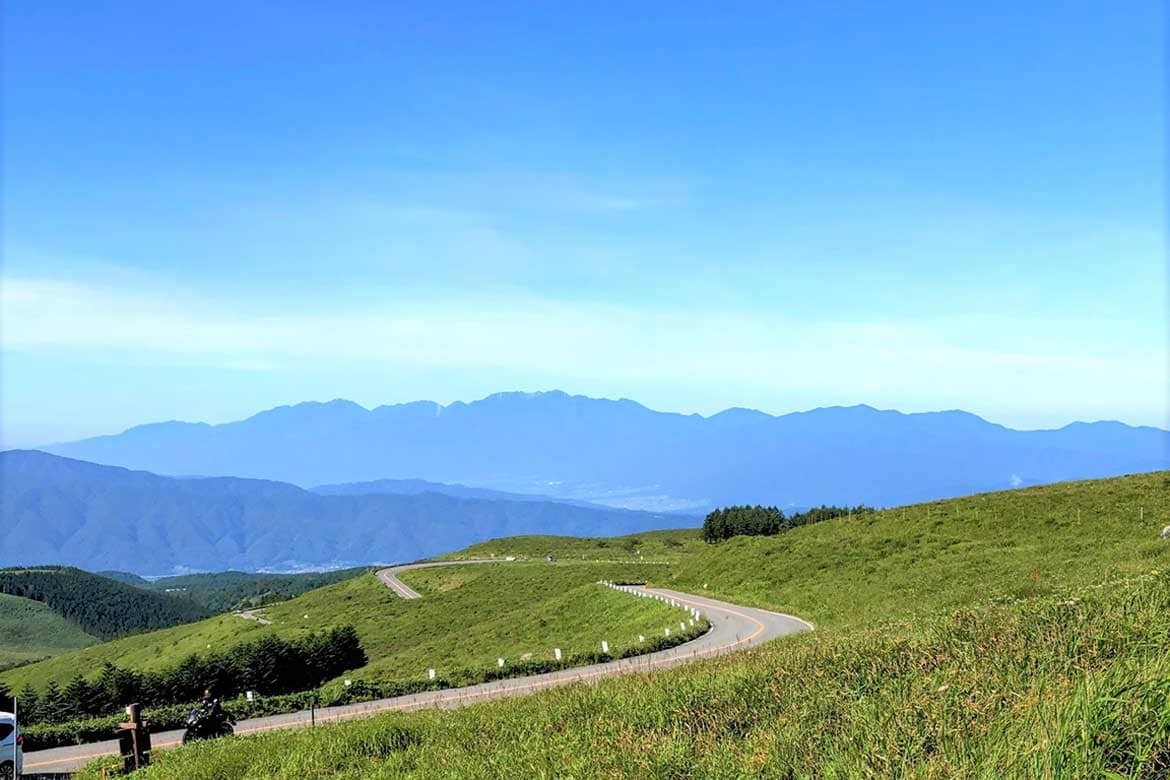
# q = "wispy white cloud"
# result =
<box><xmin>2</xmin><ymin>275</ymin><xmax>1164</xmax><ymax>430</ymax></box>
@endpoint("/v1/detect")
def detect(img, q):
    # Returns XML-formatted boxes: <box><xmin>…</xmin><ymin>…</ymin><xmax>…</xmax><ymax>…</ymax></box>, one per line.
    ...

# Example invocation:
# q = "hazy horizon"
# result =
<box><xmin>9</xmin><ymin>388</ymin><xmax>1168</xmax><ymax>452</ymax></box>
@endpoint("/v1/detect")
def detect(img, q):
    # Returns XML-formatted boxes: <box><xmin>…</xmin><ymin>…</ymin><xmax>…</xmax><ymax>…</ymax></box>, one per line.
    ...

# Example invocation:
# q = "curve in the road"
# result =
<box><xmin>24</xmin><ymin>561</ymin><xmax>812</xmax><ymax>775</ymax></box>
<box><xmin>375</xmin><ymin>559</ymin><xmax>503</xmax><ymax>599</ymax></box>
<box><xmin>235</xmin><ymin>609</ymin><xmax>273</xmax><ymax>625</ymax></box>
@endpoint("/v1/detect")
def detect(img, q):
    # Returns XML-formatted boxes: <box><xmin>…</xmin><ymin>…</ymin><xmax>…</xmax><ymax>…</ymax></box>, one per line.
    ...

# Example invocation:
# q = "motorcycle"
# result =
<box><xmin>182</xmin><ymin>705</ymin><xmax>236</xmax><ymax>744</ymax></box>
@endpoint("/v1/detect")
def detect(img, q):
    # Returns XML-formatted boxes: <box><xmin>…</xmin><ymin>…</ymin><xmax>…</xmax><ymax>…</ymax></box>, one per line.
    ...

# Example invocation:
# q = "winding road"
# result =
<box><xmin>375</xmin><ymin>559</ymin><xmax>502</xmax><ymax>598</ymax></box>
<box><xmin>23</xmin><ymin>561</ymin><xmax>812</xmax><ymax>775</ymax></box>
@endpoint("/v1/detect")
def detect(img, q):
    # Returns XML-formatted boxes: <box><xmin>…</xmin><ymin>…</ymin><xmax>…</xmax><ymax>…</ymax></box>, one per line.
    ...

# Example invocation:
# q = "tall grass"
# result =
<box><xmin>78</xmin><ymin>570</ymin><xmax>1170</xmax><ymax>778</ymax></box>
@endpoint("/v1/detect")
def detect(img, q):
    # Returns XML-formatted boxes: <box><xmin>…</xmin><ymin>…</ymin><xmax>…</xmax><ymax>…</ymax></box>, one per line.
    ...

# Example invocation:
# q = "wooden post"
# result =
<box><xmin>117</xmin><ymin>702</ymin><xmax>151</xmax><ymax>771</ymax></box>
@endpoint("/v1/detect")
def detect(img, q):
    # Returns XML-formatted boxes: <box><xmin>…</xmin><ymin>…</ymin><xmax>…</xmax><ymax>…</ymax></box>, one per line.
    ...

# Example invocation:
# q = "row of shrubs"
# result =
<box><xmin>18</xmin><ymin>619</ymin><xmax>711</xmax><ymax>751</ymax></box>
<box><xmin>12</xmin><ymin>626</ymin><xmax>366</xmax><ymax>726</ymax></box>
<box><xmin>702</xmin><ymin>504</ymin><xmax>875</xmax><ymax>542</ymax></box>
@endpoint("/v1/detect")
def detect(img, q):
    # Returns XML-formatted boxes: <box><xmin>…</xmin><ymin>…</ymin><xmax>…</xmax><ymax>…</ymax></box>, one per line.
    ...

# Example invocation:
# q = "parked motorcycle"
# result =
<box><xmin>182</xmin><ymin>705</ymin><xmax>236</xmax><ymax>744</ymax></box>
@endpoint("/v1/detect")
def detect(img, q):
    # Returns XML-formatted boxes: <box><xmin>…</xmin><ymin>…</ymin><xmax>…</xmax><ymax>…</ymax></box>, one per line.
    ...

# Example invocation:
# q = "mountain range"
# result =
<box><xmin>42</xmin><ymin>391</ymin><xmax>1169</xmax><ymax>510</ymax></box>
<box><xmin>0</xmin><ymin>450</ymin><xmax>682</xmax><ymax>573</ymax></box>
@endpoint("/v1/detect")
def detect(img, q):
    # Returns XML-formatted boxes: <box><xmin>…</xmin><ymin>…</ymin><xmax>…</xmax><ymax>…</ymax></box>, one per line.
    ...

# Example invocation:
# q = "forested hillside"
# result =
<box><xmin>147</xmin><ymin>568</ymin><xmax>371</xmax><ymax>612</ymax></box>
<box><xmin>0</xmin><ymin>567</ymin><xmax>209</xmax><ymax>640</ymax></box>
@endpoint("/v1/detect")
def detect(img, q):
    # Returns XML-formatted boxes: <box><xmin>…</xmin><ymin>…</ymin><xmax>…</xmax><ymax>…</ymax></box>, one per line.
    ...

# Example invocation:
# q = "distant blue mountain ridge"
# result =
<box><xmin>308</xmin><ymin>477</ymin><xmax>697</xmax><ymax>514</ymax></box>
<box><xmin>0</xmin><ymin>450</ymin><xmax>682</xmax><ymax>573</ymax></box>
<box><xmin>41</xmin><ymin>391</ymin><xmax>1169</xmax><ymax>511</ymax></box>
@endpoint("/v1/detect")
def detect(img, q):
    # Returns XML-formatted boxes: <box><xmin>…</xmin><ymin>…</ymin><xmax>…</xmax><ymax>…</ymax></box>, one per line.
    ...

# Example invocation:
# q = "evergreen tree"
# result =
<box><xmin>96</xmin><ymin>662</ymin><xmax>142</xmax><ymax>714</ymax></box>
<box><xmin>16</xmin><ymin>684</ymin><xmax>38</xmax><ymax>723</ymax></box>
<box><xmin>24</xmin><ymin>623</ymin><xmax>369</xmax><ymax>725</ymax></box>
<box><xmin>39</xmin><ymin>681</ymin><xmax>66</xmax><ymax>724</ymax></box>
<box><xmin>63</xmin><ymin>674</ymin><xmax>102</xmax><ymax>719</ymax></box>
<box><xmin>704</xmin><ymin>503</ymin><xmax>877</xmax><ymax>541</ymax></box>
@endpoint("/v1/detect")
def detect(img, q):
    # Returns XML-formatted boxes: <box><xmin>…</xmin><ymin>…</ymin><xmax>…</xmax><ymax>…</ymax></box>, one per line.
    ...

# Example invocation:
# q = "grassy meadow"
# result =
<box><xmin>663</xmin><ymin>470</ymin><xmax>1168</xmax><ymax>628</ymax></box>
<box><xmin>69</xmin><ymin>470</ymin><xmax>1170</xmax><ymax>778</ymax></box>
<box><xmin>0</xmin><ymin>592</ymin><xmax>97</xmax><ymax>668</ymax></box>
<box><xmin>440</xmin><ymin>528</ymin><xmax>704</xmax><ymax>563</ymax></box>
<box><xmin>78</xmin><ymin>569</ymin><xmax>1170</xmax><ymax>779</ymax></box>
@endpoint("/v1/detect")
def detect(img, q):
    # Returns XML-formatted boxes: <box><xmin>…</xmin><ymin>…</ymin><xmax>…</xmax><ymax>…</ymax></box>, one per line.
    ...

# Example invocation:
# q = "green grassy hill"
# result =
<box><xmin>0</xmin><ymin>593</ymin><xmax>97</xmax><ymax>669</ymax></box>
<box><xmin>2</xmin><ymin>562</ymin><xmax>695</xmax><ymax>695</ymax></box>
<box><xmin>0</xmin><ymin>566</ymin><xmax>210</xmax><ymax>641</ymax></box>
<box><xmin>73</xmin><ymin>471</ymin><xmax>1170</xmax><ymax>779</ymax></box>
<box><xmin>662</xmin><ymin>471</ymin><xmax>1167</xmax><ymax>628</ymax></box>
<box><xmin>442</xmin><ymin>529</ymin><xmax>703</xmax><ymax>562</ymax></box>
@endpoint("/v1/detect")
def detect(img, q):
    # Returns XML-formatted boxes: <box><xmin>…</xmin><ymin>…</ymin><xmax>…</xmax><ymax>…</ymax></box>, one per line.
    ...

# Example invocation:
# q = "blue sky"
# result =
<box><xmin>2</xmin><ymin>1</ymin><xmax>1165</xmax><ymax>447</ymax></box>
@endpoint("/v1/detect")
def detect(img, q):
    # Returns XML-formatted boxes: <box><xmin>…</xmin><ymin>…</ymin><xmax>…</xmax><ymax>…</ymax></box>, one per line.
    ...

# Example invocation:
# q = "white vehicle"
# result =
<box><xmin>0</xmin><ymin>710</ymin><xmax>21</xmax><ymax>780</ymax></box>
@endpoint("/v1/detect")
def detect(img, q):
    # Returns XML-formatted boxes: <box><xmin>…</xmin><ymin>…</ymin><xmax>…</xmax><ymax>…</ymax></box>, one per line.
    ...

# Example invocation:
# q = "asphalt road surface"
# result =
<box><xmin>24</xmin><ymin>561</ymin><xmax>812</xmax><ymax>775</ymax></box>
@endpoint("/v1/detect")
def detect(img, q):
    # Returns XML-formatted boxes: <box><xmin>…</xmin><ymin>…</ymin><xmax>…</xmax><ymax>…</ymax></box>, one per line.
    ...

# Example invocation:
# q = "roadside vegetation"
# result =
<box><xmin>66</xmin><ymin>470</ymin><xmax>1168</xmax><ymax>778</ymax></box>
<box><xmin>7</xmin><ymin>562</ymin><xmax>704</xmax><ymax>748</ymax></box>
<box><xmin>16</xmin><ymin>627</ymin><xmax>365</xmax><ymax>723</ymax></box>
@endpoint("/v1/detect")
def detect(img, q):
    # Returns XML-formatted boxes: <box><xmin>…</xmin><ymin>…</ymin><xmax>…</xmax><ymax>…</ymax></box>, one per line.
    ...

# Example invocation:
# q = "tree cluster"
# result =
<box><xmin>703</xmin><ymin>504</ymin><xmax>875</xmax><ymax>542</ymax></box>
<box><xmin>0</xmin><ymin>567</ymin><xmax>209</xmax><ymax>640</ymax></box>
<box><xmin>15</xmin><ymin>626</ymin><xmax>366</xmax><ymax>725</ymax></box>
